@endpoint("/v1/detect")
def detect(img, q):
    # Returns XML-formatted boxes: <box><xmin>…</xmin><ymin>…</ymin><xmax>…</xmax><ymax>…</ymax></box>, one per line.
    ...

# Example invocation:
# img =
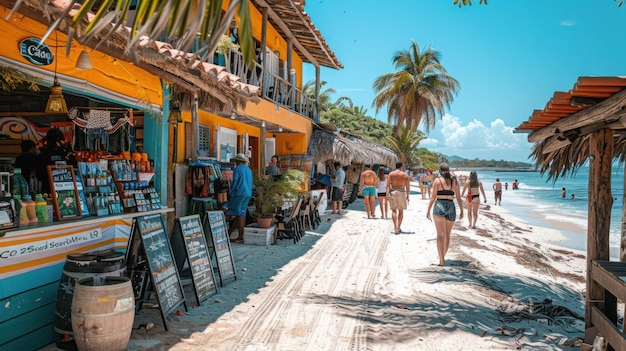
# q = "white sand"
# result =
<box><xmin>42</xmin><ymin>182</ymin><xmax>587</xmax><ymax>351</ymax></box>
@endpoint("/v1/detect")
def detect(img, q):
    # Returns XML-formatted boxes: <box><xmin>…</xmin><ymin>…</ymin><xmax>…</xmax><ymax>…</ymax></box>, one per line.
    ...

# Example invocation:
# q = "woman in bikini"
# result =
<box><xmin>460</xmin><ymin>171</ymin><xmax>487</xmax><ymax>229</ymax></box>
<box><xmin>376</xmin><ymin>167</ymin><xmax>389</xmax><ymax>219</ymax></box>
<box><xmin>426</xmin><ymin>163</ymin><xmax>463</xmax><ymax>266</ymax></box>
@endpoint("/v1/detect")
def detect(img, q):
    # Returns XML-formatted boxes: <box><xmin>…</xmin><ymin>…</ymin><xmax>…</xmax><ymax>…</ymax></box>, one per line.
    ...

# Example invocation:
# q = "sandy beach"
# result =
<box><xmin>42</xmin><ymin>182</ymin><xmax>587</xmax><ymax>351</ymax></box>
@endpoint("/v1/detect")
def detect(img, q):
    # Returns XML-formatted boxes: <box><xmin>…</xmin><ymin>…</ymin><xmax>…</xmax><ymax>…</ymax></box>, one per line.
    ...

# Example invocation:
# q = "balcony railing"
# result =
<box><xmin>225</xmin><ymin>49</ymin><xmax>318</xmax><ymax>122</ymax></box>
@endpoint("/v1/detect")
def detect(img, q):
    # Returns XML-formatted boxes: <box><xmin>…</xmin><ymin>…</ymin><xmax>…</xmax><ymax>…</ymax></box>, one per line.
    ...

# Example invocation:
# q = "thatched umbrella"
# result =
<box><xmin>309</xmin><ymin>129</ymin><xmax>366</xmax><ymax>166</ymax></box>
<box><xmin>309</xmin><ymin>129</ymin><xmax>398</xmax><ymax>167</ymax></box>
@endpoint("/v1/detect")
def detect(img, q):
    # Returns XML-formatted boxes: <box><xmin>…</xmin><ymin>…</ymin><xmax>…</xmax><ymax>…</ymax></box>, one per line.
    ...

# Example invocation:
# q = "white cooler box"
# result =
<box><xmin>243</xmin><ymin>224</ymin><xmax>276</xmax><ymax>246</ymax></box>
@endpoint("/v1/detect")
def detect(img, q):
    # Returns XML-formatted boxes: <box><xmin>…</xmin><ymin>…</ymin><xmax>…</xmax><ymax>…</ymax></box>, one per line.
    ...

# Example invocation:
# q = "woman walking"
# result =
<box><xmin>376</xmin><ymin>167</ymin><xmax>389</xmax><ymax>219</ymax></box>
<box><xmin>460</xmin><ymin>171</ymin><xmax>487</xmax><ymax>229</ymax></box>
<box><xmin>426</xmin><ymin>163</ymin><xmax>463</xmax><ymax>266</ymax></box>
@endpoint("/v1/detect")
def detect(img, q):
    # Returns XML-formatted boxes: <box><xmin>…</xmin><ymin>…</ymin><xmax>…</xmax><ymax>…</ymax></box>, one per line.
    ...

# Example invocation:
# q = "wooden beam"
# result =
<box><xmin>586</xmin><ymin>129</ymin><xmax>614</xmax><ymax>329</ymax></box>
<box><xmin>528</xmin><ymin>88</ymin><xmax>626</xmax><ymax>143</ymax></box>
<box><xmin>251</xmin><ymin>0</ymin><xmax>320</xmax><ymax>67</ymax></box>
<box><xmin>590</xmin><ymin>306</ymin><xmax>626</xmax><ymax>350</ymax></box>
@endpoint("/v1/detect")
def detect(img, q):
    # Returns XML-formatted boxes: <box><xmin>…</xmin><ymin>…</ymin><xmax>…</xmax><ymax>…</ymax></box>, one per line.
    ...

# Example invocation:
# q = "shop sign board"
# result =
<box><xmin>19</xmin><ymin>38</ymin><xmax>53</xmax><ymax>66</ymax></box>
<box><xmin>172</xmin><ymin>215</ymin><xmax>218</xmax><ymax>305</ymax></box>
<box><xmin>48</xmin><ymin>165</ymin><xmax>82</xmax><ymax>221</ymax></box>
<box><xmin>203</xmin><ymin>211</ymin><xmax>237</xmax><ymax>286</ymax></box>
<box><xmin>132</xmin><ymin>214</ymin><xmax>187</xmax><ymax>330</ymax></box>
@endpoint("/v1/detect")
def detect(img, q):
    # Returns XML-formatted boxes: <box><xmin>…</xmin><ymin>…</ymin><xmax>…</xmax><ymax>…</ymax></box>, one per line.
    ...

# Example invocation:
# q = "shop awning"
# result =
<box><xmin>514</xmin><ymin>76</ymin><xmax>626</xmax><ymax>180</ymax></box>
<box><xmin>1</xmin><ymin>0</ymin><xmax>261</xmax><ymax>114</ymax></box>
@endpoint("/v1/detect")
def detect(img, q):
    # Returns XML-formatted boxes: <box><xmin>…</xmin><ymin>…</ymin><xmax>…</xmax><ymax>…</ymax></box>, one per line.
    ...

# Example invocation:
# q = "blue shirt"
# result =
<box><xmin>230</xmin><ymin>164</ymin><xmax>252</xmax><ymax>197</ymax></box>
<box><xmin>331</xmin><ymin>168</ymin><xmax>345</xmax><ymax>188</ymax></box>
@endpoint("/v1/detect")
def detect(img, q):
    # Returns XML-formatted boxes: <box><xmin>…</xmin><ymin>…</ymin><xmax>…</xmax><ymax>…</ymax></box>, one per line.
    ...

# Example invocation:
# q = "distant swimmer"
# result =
<box><xmin>571</xmin><ymin>194</ymin><xmax>575</xmax><ymax>200</ymax></box>
<box><xmin>561</xmin><ymin>187</ymin><xmax>566</xmax><ymax>198</ymax></box>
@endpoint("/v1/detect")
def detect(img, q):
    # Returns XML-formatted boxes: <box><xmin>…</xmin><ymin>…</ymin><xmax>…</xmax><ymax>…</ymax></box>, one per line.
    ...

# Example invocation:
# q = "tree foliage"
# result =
<box><xmin>385</xmin><ymin>126</ymin><xmax>426</xmax><ymax>170</ymax></box>
<box><xmin>372</xmin><ymin>40</ymin><xmax>459</xmax><ymax>133</ymax></box>
<box><xmin>0</xmin><ymin>65</ymin><xmax>40</xmax><ymax>93</ymax></box>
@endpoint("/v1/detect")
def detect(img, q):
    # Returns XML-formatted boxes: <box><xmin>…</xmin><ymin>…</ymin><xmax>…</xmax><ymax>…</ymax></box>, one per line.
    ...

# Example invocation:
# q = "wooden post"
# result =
<box><xmin>586</xmin><ymin>128</ymin><xmax>614</xmax><ymax>328</ymax></box>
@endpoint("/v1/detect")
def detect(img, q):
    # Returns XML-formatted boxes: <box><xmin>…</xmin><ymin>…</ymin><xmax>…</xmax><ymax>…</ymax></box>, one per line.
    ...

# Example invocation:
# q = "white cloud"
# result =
<box><xmin>560</xmin><ymin>20</ymin><xmax>576</xmax><ymax>26</ymax></box>
<box><xmin>428</xmin><ymin>114</ymin><xmax>532</xmax><ymax>162</ymax></box>
<box><xmin>420</xmin><ymin>137</ymin><xmax>439</xmax><ymax>147</ymax></box>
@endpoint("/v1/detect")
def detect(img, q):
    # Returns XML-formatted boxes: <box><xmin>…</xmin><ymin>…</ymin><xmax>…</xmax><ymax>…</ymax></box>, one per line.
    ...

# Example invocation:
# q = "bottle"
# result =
<box><xmin>22</xmin><ymin>195</ymin><xmax>37</xmax><ymax>225</ymax></box>
<box><xmin>13</xmin><ymin>195</ymin><xmax>22</xmax><ymax>226</ymax></box>
<box><xmin>35</xmin><ymin>194</ymin><xmax>48</xmax><ymax>223</ymax></box>
<box><xmin>12</xmin><ymin>168</ymin><xmax>29</xmax><ymax>198</ymax></box>
<box><xmin>17</xmin><ymin>195</ymin><xmax>29</xmax><ymax>226</ymax></box>
<box><xmin>44</xmin><ymin>193</ymin><xmax>54</xmax><ymax>222</ymax></box>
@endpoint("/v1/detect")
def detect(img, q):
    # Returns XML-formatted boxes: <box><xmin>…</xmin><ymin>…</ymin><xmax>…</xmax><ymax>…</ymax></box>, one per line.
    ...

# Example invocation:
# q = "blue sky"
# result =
<box><xmin>301</xmin><ymin>1</ymin><xmax>626</xmax><ymax>163</ymax></box>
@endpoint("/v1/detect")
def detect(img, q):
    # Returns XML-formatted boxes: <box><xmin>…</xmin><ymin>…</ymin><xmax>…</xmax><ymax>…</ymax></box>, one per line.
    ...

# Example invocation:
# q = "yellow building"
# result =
<box><xmin>0</xmin><ymin>1</ymin><xmax>341</xmax><ymax>350</ymax></box>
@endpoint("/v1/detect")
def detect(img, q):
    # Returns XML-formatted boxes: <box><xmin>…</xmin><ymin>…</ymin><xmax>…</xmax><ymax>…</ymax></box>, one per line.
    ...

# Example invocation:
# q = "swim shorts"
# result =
<box><xmin>433</xmin><ymin>199</ymin><xmax>455</xmax><ymax>221</ymax></box>
<box><xmin>362</xmin><ymin>186</ymin><xmax>376</xmax><ymax>197</ymax></box>
<box><xmin>388</xmin><ymin>190</ymin><xmax>407</xmax><ymax>210</ymax></box>
<box><xmin>331</xmin><ymin>186</ymin><xmax>343</xmax><ymax>201</ymax></box>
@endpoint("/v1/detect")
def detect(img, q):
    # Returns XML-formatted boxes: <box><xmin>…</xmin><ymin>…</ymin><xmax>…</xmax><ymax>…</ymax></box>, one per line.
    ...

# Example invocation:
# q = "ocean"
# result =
<box><xmin>465</xmin><ymin>167</ymin><xmax>624</xmax><ymax>258</ymax></box>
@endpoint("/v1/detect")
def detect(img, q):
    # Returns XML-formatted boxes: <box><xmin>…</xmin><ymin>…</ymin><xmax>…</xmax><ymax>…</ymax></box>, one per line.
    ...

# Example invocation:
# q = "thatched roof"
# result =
<box><xmin>515</xmin><ymin>76</ymin><xmax>626</xmax><ymax>180</ymax></box>
<box><xmin>3</xmin><ymin>0</ymin><xmax>260</xmax><ymax>114</ymax></box>
<box><xmin>309</xmin><ymin>128</ymin><xmax>398</xmax><ymax>167</ymax></box>
<box><xmin>251</xmin><ymin>0</ymin><xmax>342</xmax><ymax>69</ymax></box>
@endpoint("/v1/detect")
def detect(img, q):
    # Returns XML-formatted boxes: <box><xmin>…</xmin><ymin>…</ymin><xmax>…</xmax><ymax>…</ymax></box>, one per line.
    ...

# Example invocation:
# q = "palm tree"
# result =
<box><xmin>7</xmin><ymin>0</ymin><xmax>256</xmax><ymax>67</ymax></box>
<box><xmin>303</xmin><ymin>80</ymin><xmax>344</xmax><ymax>112</ymax></box>
<box><xmin>372</xmin><ymin>40</ymin><xmax>459</xmax><ymax>134</ymax></box>
<box><xmin>386</xmin><ymin>126</ymin><xmax>426</xmax><ymax>169</ymax></box>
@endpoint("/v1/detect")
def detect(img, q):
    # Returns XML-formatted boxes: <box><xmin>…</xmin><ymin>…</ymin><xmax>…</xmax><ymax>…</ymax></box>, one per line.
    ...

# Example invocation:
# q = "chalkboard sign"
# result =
<box><xmin>174</xmin><ymin>215</ymin><xmax>218</xmax><ymax>305</ymax></box>
<box><xmin>204</xmin><ymin>211</ymin><xmax>237</xmax><ymax>286</ymax></box>
<box><xmin>48</xmin><ymin>165</ymin><xmax>82</xmax><ymax>221</ymax></box>
<box><xmin>134</xmin><ymin>214</ymin><xmax>186</xmax><ymax>324</ymax></box>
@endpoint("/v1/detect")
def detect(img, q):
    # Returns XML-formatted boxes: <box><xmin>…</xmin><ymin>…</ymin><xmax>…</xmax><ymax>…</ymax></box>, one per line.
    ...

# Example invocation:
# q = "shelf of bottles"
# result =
<box><xmin>77</xmin><ymin>162</ymin><xmax>123</xmax><ymax>216</ymax></box>
<box><xmin>109</xmin><ymin>160</ymin><xmax>161</xmax><ymax>213</ymax></box>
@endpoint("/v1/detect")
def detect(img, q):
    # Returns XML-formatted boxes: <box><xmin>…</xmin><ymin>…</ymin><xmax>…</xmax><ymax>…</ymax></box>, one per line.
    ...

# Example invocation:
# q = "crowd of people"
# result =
<box><xmin>319</xmin><ymin>162</ymin><xmax>539</xmax><ymax>266</ymax></box>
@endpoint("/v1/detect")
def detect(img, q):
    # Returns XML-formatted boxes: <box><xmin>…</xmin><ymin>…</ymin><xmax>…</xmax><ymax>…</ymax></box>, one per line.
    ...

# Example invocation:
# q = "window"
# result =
<box><xmin>198</xmin><ymin>125</ymin><xmax>211</xmax><ymax>157</ymax></box>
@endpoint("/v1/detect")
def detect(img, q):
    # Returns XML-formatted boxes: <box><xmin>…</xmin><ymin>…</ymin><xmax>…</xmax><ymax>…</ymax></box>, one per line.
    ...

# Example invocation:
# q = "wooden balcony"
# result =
<box><xmin>224</xmin><ymin>49</ymin><xmax>318</xmax><ymax>122</ymax></box>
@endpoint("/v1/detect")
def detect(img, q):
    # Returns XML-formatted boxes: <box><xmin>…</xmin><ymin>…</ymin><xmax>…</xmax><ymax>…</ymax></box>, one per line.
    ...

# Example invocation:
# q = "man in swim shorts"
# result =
<box><xmin>360</xmin><ymin>165</ymin><xmax>378</xmax><ymax>218</ymax></box>
<box><xmin>493</xmin><ymin>178</ymin><xmax>502</xmax><ymax>205</ymax></box>
<box><xmin>420</xmin><ymin>172</ymin><xmax>429</xmax><ymax>199</ymax></box>
<box><xmin>386</xmin><ymin>161</ymin><xmax>410</xmax><ymax>233</ymax></box>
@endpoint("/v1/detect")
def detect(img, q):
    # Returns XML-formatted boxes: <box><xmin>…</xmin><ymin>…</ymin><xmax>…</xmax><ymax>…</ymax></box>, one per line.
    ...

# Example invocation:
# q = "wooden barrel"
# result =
<box><xmin>55</xmin><ymin>252</ymin><xmax>127</xmax><ymax>350</ymax></box>
<box><xmin>71</xmin><ymin>276</ymin><xmax>135</xmax><ymax>351</ymax></box>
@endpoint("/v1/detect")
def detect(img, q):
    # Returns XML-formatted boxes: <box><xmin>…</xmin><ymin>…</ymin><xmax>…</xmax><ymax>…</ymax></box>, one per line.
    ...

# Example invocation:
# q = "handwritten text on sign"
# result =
<box><xmin>0</xmin><ymin>228</ymin><xmax>102</xmax><ymax>260</ymax></box>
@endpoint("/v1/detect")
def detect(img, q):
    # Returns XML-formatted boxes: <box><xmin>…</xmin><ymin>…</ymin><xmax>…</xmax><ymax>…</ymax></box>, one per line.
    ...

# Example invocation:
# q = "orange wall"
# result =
<box><xmin>1</xmin><ymin>10</ymin><xmax>163</xmax><ymax>105</ymax></box>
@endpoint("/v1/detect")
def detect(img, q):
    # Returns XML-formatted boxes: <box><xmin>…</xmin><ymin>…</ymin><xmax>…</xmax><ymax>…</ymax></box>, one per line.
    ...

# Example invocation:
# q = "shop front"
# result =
<box><xmin>0</xmin><ymin>11</ymin><xmax>174</xmax><ymax>350</ymax></box>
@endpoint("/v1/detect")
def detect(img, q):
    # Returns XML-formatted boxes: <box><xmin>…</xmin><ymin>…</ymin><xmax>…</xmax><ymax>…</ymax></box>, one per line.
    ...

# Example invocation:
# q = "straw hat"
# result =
<box><xmin>231</xmin><ymin>153</ymin><xmax>249</xmax><ymax>163</ymax></box>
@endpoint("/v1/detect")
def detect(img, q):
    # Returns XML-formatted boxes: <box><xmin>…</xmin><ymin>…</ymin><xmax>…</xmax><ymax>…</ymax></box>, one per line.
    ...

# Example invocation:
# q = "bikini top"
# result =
<box><xmin>437</xmin><ymin>178</ymin><xmax>455</xmax><ymax>196</ymax></box>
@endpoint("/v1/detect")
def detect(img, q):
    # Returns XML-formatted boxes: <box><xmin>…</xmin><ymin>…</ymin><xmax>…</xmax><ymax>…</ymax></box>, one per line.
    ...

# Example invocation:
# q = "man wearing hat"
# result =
<box><xmin>227</xmin><ymin>153</ymin><xmax>253</xmax><ymax>242</ymax></box>
<box><xmin>492</xmin><ymin>178</ymin><xmax>502</xmax><ymax>206</ymax></box>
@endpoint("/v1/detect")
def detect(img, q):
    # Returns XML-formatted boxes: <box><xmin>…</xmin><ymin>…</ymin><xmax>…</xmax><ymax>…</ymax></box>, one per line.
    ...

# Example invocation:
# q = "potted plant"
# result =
<box><xmin>252</xmin><ymin>169</ymin><xmax>305</xmax><ymax>228</ymax></box>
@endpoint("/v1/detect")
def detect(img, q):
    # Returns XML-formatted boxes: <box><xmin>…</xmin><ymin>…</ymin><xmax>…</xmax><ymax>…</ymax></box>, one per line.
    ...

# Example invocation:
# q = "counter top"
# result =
<box><xmin>0</xmin><ymin>207</ymin><xmax>173</xmax><ymax>238</ymax></box>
